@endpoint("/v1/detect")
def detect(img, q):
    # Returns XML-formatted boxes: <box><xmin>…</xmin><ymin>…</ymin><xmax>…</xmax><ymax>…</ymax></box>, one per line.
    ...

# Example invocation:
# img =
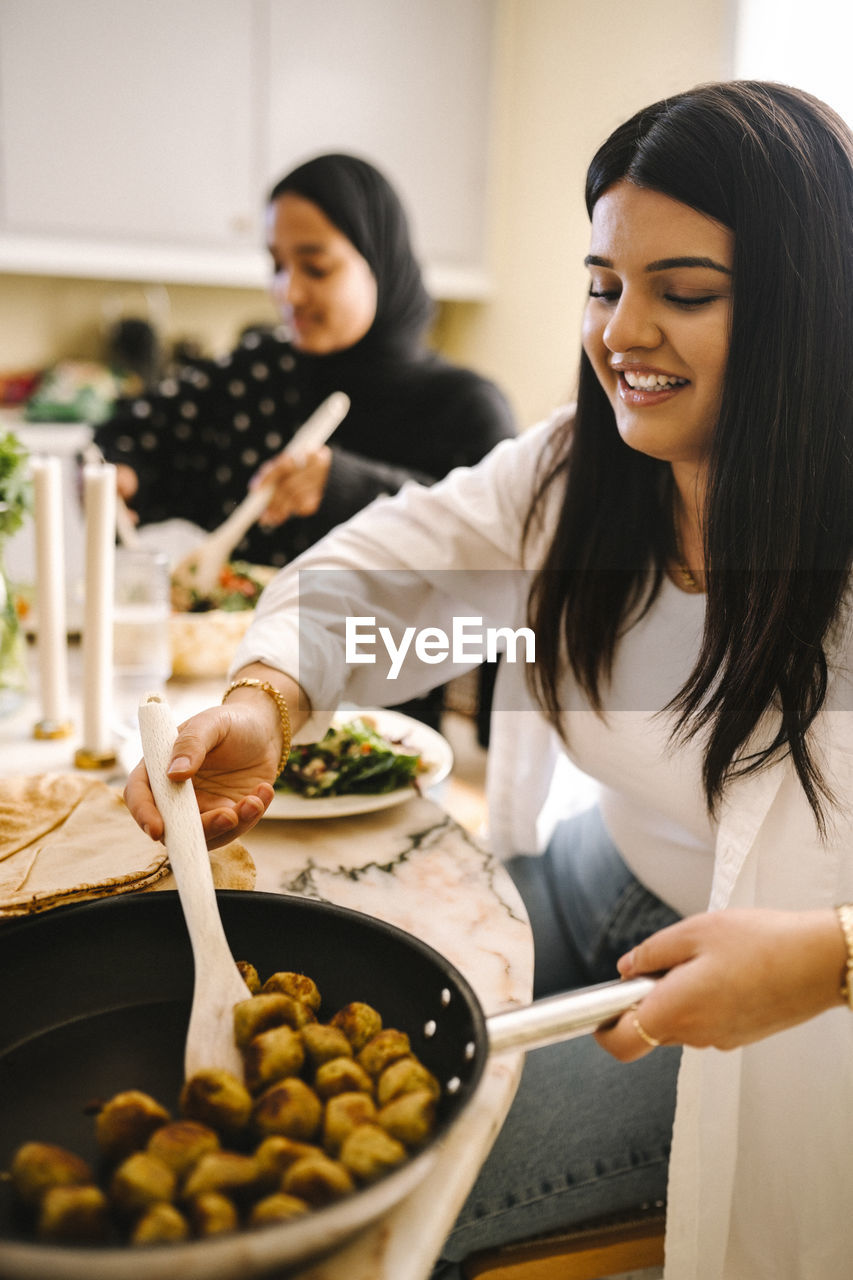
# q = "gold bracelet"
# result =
<box><xmin>835</xmin><ymin>904</ymin><xmax>853</xmax><ymax>1010</ymax></box>
<box><xmin>222</xmin><ymin>678</ymin><xmax>292</xmax><ymax>779</ymax></box>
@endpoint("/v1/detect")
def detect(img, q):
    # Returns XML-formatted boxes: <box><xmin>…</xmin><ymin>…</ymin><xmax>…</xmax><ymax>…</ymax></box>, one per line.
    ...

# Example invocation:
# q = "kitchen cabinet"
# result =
<box><xmin>0</xmin><ymin>0</ymin><xmax>496</xmax><ymax>298</ymax></box>
<box><xmin>0</xmin><ymin>0</ymin><xmax>259</xmax><ymax>280</ymax></box>
<box><xmin>263</xmin><ymin>0</ymin><xmax>496</xmax><ymax>297</ymax></box>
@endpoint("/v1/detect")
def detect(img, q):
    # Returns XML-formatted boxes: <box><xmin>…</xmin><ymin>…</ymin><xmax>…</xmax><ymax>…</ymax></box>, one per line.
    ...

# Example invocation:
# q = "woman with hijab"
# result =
<box><xmin>94</xmin><ymin>153</ymin><xmax>516</xmax><ymax>570</ymax></box>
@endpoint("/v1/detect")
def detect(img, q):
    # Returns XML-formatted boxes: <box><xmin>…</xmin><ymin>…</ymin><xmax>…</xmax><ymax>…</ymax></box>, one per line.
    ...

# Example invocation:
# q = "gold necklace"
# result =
<box><xmin>672</xmin><ymin>494</ymin><xmax>704</xmax><ymax>593</ymax></box>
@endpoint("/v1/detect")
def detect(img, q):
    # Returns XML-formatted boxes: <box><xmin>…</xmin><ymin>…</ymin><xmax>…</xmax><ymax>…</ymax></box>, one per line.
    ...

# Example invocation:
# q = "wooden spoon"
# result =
<box><xmin>170</xmin><ymin>390</ymin><xmax>350</xmax><ymax>601</ymax></box>
<box><xmin>138</xmin><ymin>692</ymin><xmax>251</xmax><ymax>1080</ymax></box>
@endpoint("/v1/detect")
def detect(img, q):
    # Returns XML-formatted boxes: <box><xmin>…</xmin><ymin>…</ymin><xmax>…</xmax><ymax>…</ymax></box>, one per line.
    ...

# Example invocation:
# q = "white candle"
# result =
<box><xmin>81</xmin><ymin>462</ymin><xmax>117</xmax><ymax>758</ymax></box>
<box><xmin>32</xmin><ymin>456</ymin><xmax>70</xmax><ymax>728</ymax></box>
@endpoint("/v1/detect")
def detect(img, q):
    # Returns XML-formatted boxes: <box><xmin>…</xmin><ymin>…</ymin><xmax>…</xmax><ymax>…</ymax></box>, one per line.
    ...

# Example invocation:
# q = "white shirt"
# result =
<box><xmin>566</xmin><ymin>575</ymin><xmax>715</xmax><ymax>916</ymax></box>
<box><xmin>233</xmin><ymin>414</ymin><xmax>853</xmax><ymax>1279</ymax></box>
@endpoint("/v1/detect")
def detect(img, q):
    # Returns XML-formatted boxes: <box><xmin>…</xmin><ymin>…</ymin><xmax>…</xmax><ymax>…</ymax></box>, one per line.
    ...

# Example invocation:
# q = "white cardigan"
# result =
<box><xmin>233</xmin><ymin>416</ymin><xmax>853</xmax><ymax>1279</ymax></box>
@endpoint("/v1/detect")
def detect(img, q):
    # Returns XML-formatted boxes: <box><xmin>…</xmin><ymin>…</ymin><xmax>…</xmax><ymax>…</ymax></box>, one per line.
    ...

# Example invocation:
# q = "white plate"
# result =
<box><xmin>264</xmin><ymin>708</ymin><xmax>453</xmax><ymax>819</ymax></box>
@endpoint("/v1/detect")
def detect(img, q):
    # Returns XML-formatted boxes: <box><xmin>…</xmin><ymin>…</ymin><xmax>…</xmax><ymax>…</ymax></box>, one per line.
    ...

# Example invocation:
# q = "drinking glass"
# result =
<box><xmin>113</xmin><ymin>548</ymin><xmax>172</xmax><ymax>729</ymax></box>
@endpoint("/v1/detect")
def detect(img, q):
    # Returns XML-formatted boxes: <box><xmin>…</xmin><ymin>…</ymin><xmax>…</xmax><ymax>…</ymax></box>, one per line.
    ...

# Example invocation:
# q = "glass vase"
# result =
<box><xmin>0</xmin><ymin>556</ymin><xmax>28</xmax><ymax>716</ymax></box>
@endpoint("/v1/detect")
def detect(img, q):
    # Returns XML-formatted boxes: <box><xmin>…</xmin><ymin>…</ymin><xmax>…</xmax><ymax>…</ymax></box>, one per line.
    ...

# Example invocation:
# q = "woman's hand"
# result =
<box><xmin>115</xmin><ymin>462</ymin><xmax>139</xmax><ymax>502</ymax></box>
<box><xmin>253</xmin><ymin>446</ymin><xmax>332</xmax><ymax>526</ymax></box>
<box><xmin>595</xmin><ymin>908</ymin><xmax>847</xmax><ymax>1060</ymax></box>
<box><xmin>124</xmin><ymin>703</ymin><xmax>278</xmax><ymax>849</ymax></box>
<box><xmin>124</xmin><ymin>667</ymin><xmax>309</xmax><ymax>850</ymax></box>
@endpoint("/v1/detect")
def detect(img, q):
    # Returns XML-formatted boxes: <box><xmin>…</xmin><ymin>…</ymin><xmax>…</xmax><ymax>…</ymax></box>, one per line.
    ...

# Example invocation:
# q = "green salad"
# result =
<box><xmin>276</xmin><ymin>717</ymin><xmax>424</xmax><ymax>798</ymax></box>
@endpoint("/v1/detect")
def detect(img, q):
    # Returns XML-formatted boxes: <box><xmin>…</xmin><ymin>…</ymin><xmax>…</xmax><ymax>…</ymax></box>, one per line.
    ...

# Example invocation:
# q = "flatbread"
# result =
<box><xmin>152</xmin><ymin>840</ymin><xmax>256</xmax><ymax>893</ymax></box>
<box><xmin>0</xmin><ymin>773</ymin><xmax>104</xmax><ymax>862</ymax></box>
<box><xmin>0</xmin><ymin>773</ymin><xmax>254</xmax><ymax>916</ymax></box>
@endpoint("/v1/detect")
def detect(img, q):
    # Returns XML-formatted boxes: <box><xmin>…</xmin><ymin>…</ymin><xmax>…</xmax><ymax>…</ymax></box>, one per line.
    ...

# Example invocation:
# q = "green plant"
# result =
<box><xmin>0</xmin><ymin>431</ymin><xmax>32</xmax><ymax>540</ymax></box>
<box><xmin>0</xmin><ymin>432</ymin><xmax>31</xmax><ymax>706</ymax></box>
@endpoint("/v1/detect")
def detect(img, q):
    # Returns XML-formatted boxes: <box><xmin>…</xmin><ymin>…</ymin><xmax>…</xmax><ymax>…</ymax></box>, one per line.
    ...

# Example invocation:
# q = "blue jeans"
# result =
<box><xmin>433</xmin><ymin>808</ymin><xmax>681</xmax><ymax>1277</ymax></box>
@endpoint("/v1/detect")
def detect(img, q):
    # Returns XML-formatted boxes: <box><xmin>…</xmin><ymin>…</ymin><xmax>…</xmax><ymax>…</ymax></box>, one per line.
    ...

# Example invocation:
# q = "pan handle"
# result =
<box><xmin>485</xmin><ymin>976</ymin><xmax>658</xmax><ymax>1056</ymax></box>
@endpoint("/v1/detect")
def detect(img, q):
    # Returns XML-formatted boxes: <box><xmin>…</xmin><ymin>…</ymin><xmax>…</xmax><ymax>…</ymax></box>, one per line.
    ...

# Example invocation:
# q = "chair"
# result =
<box><xmin>462</xmin><ymin>1207</ymin><xmax>666</xmax><ymax>1280</ymax></box>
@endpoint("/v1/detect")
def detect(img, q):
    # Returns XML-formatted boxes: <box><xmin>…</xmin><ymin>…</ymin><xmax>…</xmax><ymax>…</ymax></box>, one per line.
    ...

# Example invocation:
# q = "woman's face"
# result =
<box><xmin>582</xmin><ymin>180</ymin><xmax>734</xmax><ymax>474</ymax></box>
<box><xmin>266</xmin><ymin>193</ymin><xmax>378</xmax><ymax>354</ymax></box>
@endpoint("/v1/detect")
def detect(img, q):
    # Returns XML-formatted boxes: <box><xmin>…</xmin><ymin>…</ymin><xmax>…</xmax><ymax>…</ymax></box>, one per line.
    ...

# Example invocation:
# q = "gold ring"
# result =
<box><xmin>632</xmin><ymin>1016</ymin><xmax>661</xmax><ymax>1049</ymax></box>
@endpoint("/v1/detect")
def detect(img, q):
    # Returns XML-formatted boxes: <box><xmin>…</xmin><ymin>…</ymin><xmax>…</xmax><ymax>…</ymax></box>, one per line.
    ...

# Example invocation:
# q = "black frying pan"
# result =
<box><xmin>0</xmin><ymin>891</ymin><xmax>653</xmax><ymax>1279</ymax></box>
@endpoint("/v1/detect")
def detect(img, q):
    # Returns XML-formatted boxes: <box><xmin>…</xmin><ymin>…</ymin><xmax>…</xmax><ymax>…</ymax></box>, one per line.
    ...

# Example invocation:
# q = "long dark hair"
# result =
<box><xmin>526</xmin><ymin>81</ymin><xmax>853</xmax><ymax>828</ymax></box>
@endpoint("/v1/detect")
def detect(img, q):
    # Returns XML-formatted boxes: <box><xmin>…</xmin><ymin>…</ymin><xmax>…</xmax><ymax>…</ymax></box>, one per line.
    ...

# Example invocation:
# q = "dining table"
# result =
<box><xmin>0</xmin><ymin>638</ymin><xmax>535</xmax><ymax>1280</ymax></box>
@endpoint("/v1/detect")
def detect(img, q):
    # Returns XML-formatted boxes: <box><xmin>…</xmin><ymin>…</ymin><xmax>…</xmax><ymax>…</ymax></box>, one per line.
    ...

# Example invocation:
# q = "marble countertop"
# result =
<box><xmin>0</xmin><ymin>652</ymin><xmax>535</xmax><ymax>1279</ymax></box>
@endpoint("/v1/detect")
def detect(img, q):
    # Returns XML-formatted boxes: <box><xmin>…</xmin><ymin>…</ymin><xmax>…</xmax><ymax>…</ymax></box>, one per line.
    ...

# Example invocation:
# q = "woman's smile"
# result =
<box><xmin>614</xmin><ymin>364</ymin><xmax>689</xmax><ymax>404</ymax></box>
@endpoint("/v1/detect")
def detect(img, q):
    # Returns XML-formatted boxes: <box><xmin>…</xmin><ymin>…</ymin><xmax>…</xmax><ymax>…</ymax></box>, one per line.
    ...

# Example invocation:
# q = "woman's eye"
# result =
<box><xmin>587</xmin><ymin>286</ymin><xmax>619</xmax><ymax>302</ymax></box>
<box><xmin>664</xmin><ymin>294</ymin><xmax>719</xmax><ymax>308</ymax></box>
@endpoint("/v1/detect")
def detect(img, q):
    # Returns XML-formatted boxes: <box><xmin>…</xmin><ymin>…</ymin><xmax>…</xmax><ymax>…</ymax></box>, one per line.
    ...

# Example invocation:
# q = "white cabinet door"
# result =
<box><xmin>0</xmin><ymin>0</ymin><xmax>495</xmax><ymax>295</ymax></box>
<box><xmin>0</xmin><ymin>0</ymin><xmax>258</xmax><ymax>248</ymax></box>
<box><xmin>263</xmin><ymin>0</ymin><xmax>496</xmax><ymax>295</ymax></box>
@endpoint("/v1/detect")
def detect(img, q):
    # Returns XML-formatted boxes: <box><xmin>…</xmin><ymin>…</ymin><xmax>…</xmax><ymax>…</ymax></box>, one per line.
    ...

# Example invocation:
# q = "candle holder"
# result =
<box><xmin>34</xmin><ymin>718</ymin><xmax>74</xmax><ymax>740</ymax></box>
<box><xmin>74</xmin><ymin>745</ymin><xmax>118</xmax><ymax>770</ymax></box>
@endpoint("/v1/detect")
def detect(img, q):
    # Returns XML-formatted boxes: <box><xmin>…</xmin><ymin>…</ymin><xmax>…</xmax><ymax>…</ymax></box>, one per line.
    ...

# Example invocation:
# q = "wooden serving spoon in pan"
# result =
<box><xmin>138</xmin><ymin>692</ymin><xmax>251</xmax><ymax>1080</ymax></box>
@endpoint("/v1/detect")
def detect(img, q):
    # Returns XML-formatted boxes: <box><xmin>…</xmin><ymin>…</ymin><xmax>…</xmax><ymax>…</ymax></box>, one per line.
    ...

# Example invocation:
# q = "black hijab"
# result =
<box><xmin>269</xmin><ymin>153</ymin><xmax>434</xmax><ymax>361</ymax></box>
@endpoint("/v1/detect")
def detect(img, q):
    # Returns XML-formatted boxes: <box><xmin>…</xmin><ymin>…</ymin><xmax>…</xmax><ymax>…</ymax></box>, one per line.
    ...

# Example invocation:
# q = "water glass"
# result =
<box><xmin>113</xmin><ymin>548</ymin><xmax>172</xmax><ymax>728</ymax></box>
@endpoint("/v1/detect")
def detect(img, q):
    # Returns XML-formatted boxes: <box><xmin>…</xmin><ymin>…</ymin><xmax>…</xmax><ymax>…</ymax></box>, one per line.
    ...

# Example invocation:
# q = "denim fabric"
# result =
<box><xmin>432</xmin><ymin>808</ymin><xmax>682</xmax><ymax>1277</ymax></box>
<box><xmin>511</xmin><ymin>807</ymin><xmax>683</xmax><ymax>999</ymax></box>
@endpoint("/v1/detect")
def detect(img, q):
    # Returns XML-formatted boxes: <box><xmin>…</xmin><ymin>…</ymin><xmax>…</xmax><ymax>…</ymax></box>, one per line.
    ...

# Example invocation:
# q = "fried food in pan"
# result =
<box><xmin>36</xmin><ymin>1185</ymin><xmax>110</xmax><ymax>1243</ymax></box>
<box><xmin>339</xmin><ymin>1124</ymin><xmax>408</xmax><ymax>1184</ymax></box>
<box><xmin>253</xmin><ymin>1136</ymin><xmax>322</xmax><ymax>1187</ymax></box>
<box><xmin>329</xmin><ymin>1000</ymin><xmax>383</xmax><ymax>1052</ymax></box>
<box><xmin>322</xmin><ymin>1091</ymin><xmax>378</xmax><ymax>1156</ymax></box>
<box><xmin>314</xmin><ymin>1055</ymin><xmax>373</xmax><ymax>1100</ymax></box>
<box><xmin>146</xmin><ymin>1120</ymin><xmax>220</xmax><ymax>1179</ymax></box>
<box><xmin>6</xmin><ymin>957</ymin><xmax>442</xmax><ymax>1249</ymax></box>
<box><xmin>9</xmin><ymin>1142</ymin><xmax>93</xmax><ymax>1208</ymax></box>
<box><xmin>179</xmin><ymin>1069</ymin><xmax>253</xmax><ymax>1136</ymax></box>
<box><xmin>182</xmin><ymin>1150</ymin><xmax>263</xmax><ymax>1203</ymax></box>
<box><xmin>243</xmin><ymin>1024</ymin><xmax>306</xmax><ymax>1092</ymax></box>
<box><xmin>95</xmin><ymin>1090</ymin><xmax>171</xmax><ymax>1162</ymax></box>
<box><xmin>252</xmin><ymin>1078</ymin><xmax>323</xmax><ymax>1142</ymax></box>
<box><xmin>186</xmin><ymin>1190</ymin><xmax>239</xmax><ymax>1237</ymax></box>
<box><xmin>378</xmin><ymin>1088</ymin><xmax>438</xmax><ymax>1148</ymax></box>
<box><xmin>236</xmin><ymin>961</ymin><xmax>262</xmax><ymax>994</ymax></box>
<box><xmin>248</xmin><ymin>1192</ymin><xmax>311</xmax><ymax>1226</ymax></box>
<box><xmin>377</xmin><ymin>1055</ymin><xmax>441</xmax><ymax>1105</ymax></box>
<box><xmin>109</xmin><ymin>1151</ymin><xmax>177</xmax><ymax>1217</ymax></box>
<box><xmin>357</xmin><ymin>1028</ymin><xmax>412</xmax><ymax>1077</ymax></box>
<box><xmin>281</xmin><ymin>1153</ymin><xmax>354</xmax><ymax>1207</ymax></box>
<box><xmin>130</xmin><ymin>1201</ymin><xmax>190</xmax><ymax>1245</ymax></box>
<box><xmin>300</xmin><ymin>1023</ymin><xmax>353</xmax><ymax>1068</ymax></box>
<box><xmin>234</xmin><ymin>993</ymin><xmax>315</xmax><ymax>1049</ymax></box>
<box><xmin>261</xmin><ymin>971</ymin><xmax>322</xmax><ymax>1012</ymax></box>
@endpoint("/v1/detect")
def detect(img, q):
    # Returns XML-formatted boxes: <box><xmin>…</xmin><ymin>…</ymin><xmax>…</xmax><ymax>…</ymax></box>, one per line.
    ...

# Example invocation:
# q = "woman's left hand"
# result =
<box><xmin>596</xmin><ymin>908</ymin><xmax>847</xmax><ymax>1060</ymax></box>
<box><xmin>253</xmin><ymin>446</ymin><xmax>332</xmax><ymax>526</ymax></box>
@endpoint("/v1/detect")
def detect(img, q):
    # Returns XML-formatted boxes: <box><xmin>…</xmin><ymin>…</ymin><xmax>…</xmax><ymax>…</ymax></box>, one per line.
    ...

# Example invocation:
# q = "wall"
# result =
<box><xmin>0</xmin><ymin>0</ymin><xmax>734</xmax><ymax>424</ymax></box>
<box><xmin>439</xmin><ymin>0</ymin><xmax>735</xmax><ymax>428</ymax></box>
<box><xmin>0</xmin><ymin>275</ymin><xmax>276</xmax><ymax>373</ymax></box>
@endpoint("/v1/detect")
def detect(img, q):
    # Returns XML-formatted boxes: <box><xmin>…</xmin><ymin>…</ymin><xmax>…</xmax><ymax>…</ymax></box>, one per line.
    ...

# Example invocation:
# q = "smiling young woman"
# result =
<box><xmin>124</xmin><ymin>83</ymin><xmax>853</xmax><ymax>1280</ymax></box>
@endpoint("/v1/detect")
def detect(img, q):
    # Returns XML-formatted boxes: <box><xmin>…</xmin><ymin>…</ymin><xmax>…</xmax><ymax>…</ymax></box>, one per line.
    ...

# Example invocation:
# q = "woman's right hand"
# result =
<box><xmin>252</xmin><ymin>446</ymin><xmax>332</xmax><ymax>526</ymax></box>
<box><xmin>124</xmin><ymin>702</ymin><xmax>278</xmax><ymax>849</ymax></box>
<box><xmin>124</xmin><ymin>668</ymin><xmax>308</xmax><ymax>850</ymax></box>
